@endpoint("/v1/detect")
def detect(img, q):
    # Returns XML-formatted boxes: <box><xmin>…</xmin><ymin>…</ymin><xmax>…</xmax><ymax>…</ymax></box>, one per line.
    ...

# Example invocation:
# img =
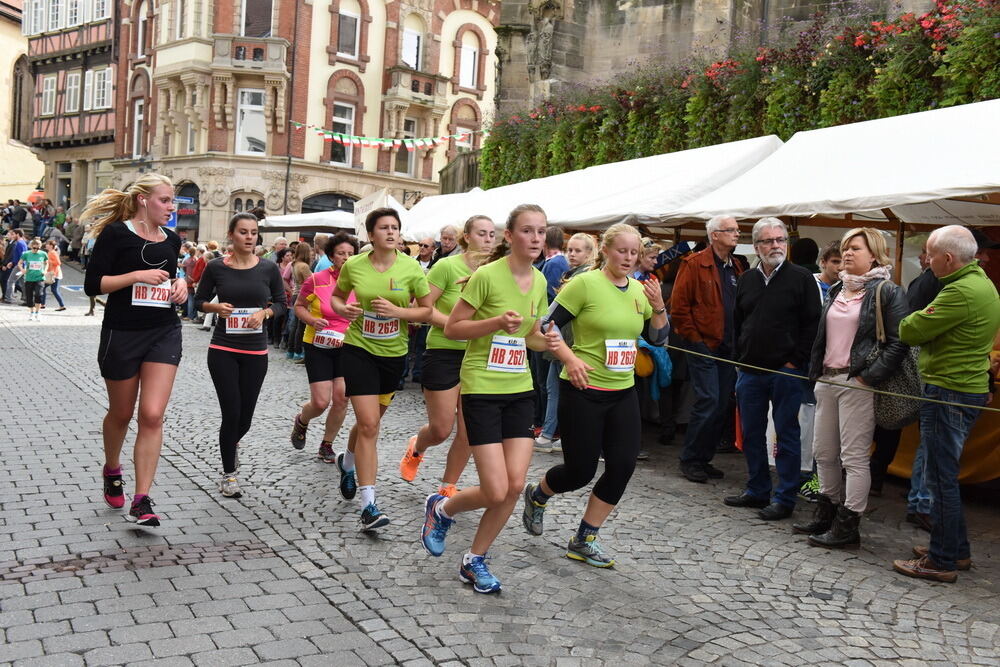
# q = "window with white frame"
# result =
<box><xmin>132</xmin><ymin>99</ymin><xmax>144</xmax><ymax>158</ymax></box>
<box><xmin>66</xmin><ymin>0</ymin><xmax>81</xmax><ymax>26</ymax></box>
<box><xmin>402</xmin><ymin>29</ymin><xmax>421</xmax><ymax>69</ymax></box>
<box><xmin>92</xmin><ymin>67</ymin><xmax>111</xmax><ymax>109</ymax></box>
<box><xmin>176</xmin><ymin>0</ymin><xmax>186</xmax><ymax>39</ymax></box>
<box><xmin>455</xmin><ymin>127</ymin><xmax>474</xmax><ymax>153</ymax></box>
<box><xmin>64</xmin><ymin>71</ymin><xmax>80</xmax><ymax>112</ymax></box>
<box><xmin>41</xmin><ymin>75</ymin><xmax>57</xmax><ymax>115</ymax></box>
<box><xmin>331</xmin><ymin>102</ymin><xmax>354</xmax><ymax>165</ymax></box>
<box><xmin>48</xmin><ymin>0</ymin><xmax>63</xmax><ymax>30</ymax></box>
<box><xmin>337</xmin><ymin>13</ymin><xmax>359</xmax><ymax>58</ymax></box>
<box><xmin>394</xmin><ymin>117</ymin><xmax>416</xmax><ymax>176</ymax></box>
<box><xmin>31</xmin><ymin>0</ymin><xmax>45</xmax><ymax>34</ymax></box>
<box><xmin>82</xmin><ymin>69</ymin><xmax>93</xmax><ymax>110</ymax></box>
<box><xmin>242</xmin><ymin>0</ymin><xmax>273</xmax><ymax>38</ymax></box>
<box><xmin>459</xmin><ymin>31</ymin><xmax>479</xmax><ymax>89</ymax></box>
<box><xmin>93</xmin><ymin>0</ymin><xmax>109</xmax><ymax>20</ymax></box>
<box><xmin>236</xmin><ymin>89</ymin><xmax>266</xmax><ymax>154</ymax></box>
<box><xmin>136</xmin><ymin>1</ymin><xmax>147</xmax><ymax>57</ymax></box>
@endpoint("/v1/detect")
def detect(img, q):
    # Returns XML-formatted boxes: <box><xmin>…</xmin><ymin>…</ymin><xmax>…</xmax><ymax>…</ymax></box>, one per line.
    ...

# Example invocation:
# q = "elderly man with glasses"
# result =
<box><xmin>416</xmin><ymin>237</ymin><xmax>435</xmax><ymax>271</ymax></box>
<box><xmin>671</xmin><ymin>215</ymin><xmax>745</xmax><ymax>483</ymax></box>
<box><xmin>723</xmin><ymin>218</ymin><xmax>820</xmax><ymax>520</ymax></box>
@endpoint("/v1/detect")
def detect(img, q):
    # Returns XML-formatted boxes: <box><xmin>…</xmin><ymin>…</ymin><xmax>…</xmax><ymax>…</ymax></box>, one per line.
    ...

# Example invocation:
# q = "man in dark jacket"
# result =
<box><xmin>723</xmin><ymin>218</ymin><xmax>820</xmax><ymax>520</ymax></box>
<box><xmin>670</xmin><ymin>215</ymin><xmax>745</xmax><ymax>482</ymax></box>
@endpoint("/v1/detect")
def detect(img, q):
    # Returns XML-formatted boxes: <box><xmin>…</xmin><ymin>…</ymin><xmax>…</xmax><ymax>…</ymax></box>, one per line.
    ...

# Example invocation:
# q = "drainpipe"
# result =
<box><xmin>282</xmin><ymin>0</ymin><xmax>301</xmax><ymax>214</ymax></box>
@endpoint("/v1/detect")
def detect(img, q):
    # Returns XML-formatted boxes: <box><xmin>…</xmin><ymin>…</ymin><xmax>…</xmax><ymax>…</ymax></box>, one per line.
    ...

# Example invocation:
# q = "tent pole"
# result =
<box><xmin>882</xmin><ymin>208</ymin><xmax>904</xmax><ymax>284</ymax></box>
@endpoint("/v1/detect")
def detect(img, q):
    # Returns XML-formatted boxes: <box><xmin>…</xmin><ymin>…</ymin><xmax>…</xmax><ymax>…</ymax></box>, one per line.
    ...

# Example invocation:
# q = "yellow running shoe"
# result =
<box><xmin>399</xmin><ymin>435</ymin><xmax>422</xmax><ymax>482</ymax></box>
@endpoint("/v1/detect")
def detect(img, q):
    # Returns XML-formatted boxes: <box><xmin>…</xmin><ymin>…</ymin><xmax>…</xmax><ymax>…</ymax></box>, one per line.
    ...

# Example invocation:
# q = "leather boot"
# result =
<box><xmin>808</xmin><ymin>505</ymin><xmax>861</xmax><ymax>548</ymax></box>
<box><xmin>792</xmin><ymin>494</ymin><xmax>835</xmax><ymax>535</ymax></box>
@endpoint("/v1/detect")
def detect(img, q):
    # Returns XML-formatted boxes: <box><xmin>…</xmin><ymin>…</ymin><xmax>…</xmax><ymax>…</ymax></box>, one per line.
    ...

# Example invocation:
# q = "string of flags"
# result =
<box><xmin>289</xmin><ymin>121</ymin><xmax>489</xmax><ymax>151</ymax></box>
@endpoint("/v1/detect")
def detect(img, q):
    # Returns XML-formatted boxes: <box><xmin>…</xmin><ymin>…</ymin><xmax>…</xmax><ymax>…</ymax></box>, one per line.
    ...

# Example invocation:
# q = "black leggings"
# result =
<box><xmin>24</xmin><ymin>280</ymin><xmax>43</xmax><ymax>308</ymax></box>
<box><xmin>544</xmin><ymin>380</ymin><xmax>641</xmax><ymax>506</ymax></box>
<box><xmin>207</xmin><ymin>348</ymin><xmax>268</xmax><ymax>473</ymax></box>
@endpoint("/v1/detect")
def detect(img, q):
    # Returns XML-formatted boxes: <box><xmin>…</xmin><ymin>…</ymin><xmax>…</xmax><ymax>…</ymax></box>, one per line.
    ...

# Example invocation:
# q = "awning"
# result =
<box><xmin>258</xmin><ymin>209</ymin><xmax>355</xmax><ymax>233</ymax></box>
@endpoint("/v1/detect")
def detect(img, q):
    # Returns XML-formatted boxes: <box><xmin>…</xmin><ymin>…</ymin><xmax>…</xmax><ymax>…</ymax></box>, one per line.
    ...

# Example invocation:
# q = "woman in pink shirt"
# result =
<box><xmin>796</xmin><ymin>228</ymin><xmax>909</xmax><ymax>549</ymax></box>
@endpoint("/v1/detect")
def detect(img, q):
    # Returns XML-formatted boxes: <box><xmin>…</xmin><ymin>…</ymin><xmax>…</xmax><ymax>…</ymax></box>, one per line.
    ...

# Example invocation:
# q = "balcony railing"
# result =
<box><xmin>384</xmin><ymin>66</ymin><xmax>449</xmax><ymax>111</ymax></box>
<box><xmin>439</xmin><ymin>150</ymin><xmax>481</xmax><ymax>195</ymax></box>
<box><xmin>212</xmin><ymin>35</ymin><xmax>289</xmax><ymax>75</ymax></box>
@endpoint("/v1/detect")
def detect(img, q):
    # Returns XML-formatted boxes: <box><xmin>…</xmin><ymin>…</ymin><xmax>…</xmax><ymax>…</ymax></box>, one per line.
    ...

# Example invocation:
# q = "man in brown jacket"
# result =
<box><xmin>671</xmin><ymin>215</ymin><xmax>744</xmax><ymax>483</ymax></box>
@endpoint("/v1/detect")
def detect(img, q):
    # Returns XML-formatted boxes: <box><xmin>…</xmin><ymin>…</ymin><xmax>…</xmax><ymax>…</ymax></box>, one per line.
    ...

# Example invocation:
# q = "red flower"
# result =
<box><xmin>589</xmin><ymin>105</ymin><xmax>602</xmax><ymax>112</ymax></box>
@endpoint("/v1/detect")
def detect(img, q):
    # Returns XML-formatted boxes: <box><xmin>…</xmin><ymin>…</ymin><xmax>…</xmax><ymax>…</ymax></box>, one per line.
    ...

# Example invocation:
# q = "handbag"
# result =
<box><xmin>43</xmin><ymin>271</ymin><xmax>56</xmax><ymax>285</ymax></box>
<box><xmin>864</xmin><ymin>280</ymin><xmax>921</xmax><ymax>430</ymax></box>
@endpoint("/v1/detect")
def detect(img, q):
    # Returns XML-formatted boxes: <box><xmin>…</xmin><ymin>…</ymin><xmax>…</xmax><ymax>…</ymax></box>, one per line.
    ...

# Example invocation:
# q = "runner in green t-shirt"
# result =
<box><xmin>418</xmin><ymin>204</ymin><xmax>550</xmax><ymax>595</ymax></box>
<box><xmin>522</xmin><ymin>223</ymin><xmax>669</xmax><ymax>568</ymax></box>
<box><xmin>327</xmin><ymin>208</ymin><xmax>432</xmax><ymax>532</ymax></box>
<box><xmin>19</xmin><ymin>239</ymin><xmax>48</xmax><ymax>320</ymax></box>
<box><xmin>399</xmin><ymin>215</ymin><xmax>495</xmax><ymax>498</ymax></box>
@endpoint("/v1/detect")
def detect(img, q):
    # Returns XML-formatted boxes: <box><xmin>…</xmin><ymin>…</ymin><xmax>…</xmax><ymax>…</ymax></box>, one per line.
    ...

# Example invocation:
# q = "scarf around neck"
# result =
<box><xmin>839</xmin><ymin>264</ymin><xmax>892</xmax><ymax>293</ymax></box>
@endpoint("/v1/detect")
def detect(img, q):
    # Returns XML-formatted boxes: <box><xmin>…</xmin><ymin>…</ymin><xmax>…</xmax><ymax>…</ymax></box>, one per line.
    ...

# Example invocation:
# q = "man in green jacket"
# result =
<box><xmin>892</xmin><ymin>225</ymin><xmax>1000</xmax><ymax>583</ymax></box>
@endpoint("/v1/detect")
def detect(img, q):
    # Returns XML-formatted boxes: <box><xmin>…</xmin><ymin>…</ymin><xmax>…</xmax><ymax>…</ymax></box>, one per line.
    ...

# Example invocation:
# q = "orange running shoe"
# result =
<box><xmin>437</xmin><ymin>483</ymin><xmax>458</xmax><ymax>498</ymax></box>
<box><xmin>399</xmin><ymin>436</ymin><xmax>423</xmax><ymax>482</ymax></box>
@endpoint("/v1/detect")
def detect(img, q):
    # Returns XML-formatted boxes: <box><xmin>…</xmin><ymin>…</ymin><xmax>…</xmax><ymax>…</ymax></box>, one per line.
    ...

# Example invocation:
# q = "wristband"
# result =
<box><xmin>653</xmin><ymin>307</ymin><xmax>666</xmax><ymax>315</ymax></box>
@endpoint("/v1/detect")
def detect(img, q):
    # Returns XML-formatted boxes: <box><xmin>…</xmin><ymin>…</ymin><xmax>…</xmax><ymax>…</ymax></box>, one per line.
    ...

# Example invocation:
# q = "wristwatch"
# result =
<box><xmin>653</xmin><ymin>307</ymin><xmax>666</xmax><ymax>314</ymax></box>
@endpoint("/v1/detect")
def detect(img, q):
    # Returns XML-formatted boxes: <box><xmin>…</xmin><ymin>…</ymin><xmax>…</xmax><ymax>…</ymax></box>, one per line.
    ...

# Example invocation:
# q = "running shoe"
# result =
<box><xmin>421</xmin><ymin>494</ymin><xmax>453</xmax><ymax>557</ymax></box>
<box><xmin>337</xmin><ymin>452</ymin><xmax>357</xmax><ymax>500</ymax></box>
<box><xmin>566</xmin><ymin>534</ymin><xmax>615</xmax><ymax>568</ymax></box>
<box><xmin>219</xmin><ymin>474</ymin><xmax>242</xmax><ymax>498</ymax></box>
<box><xmin>359</xmin><ymin>503</ymin><xmax>390</xmax><ymax>532</ymax></box>
<box><xmin>290</xmin><ymin>414</ymin><xmax>307</xmax><ymax>450</ymax></box>
<box><xmin>103</xmin><ymin>469</ymin><xmax>125</xmax><ymax>509</ymax></box>
<box><xmin>399</xmin><ymin>436</ymin><xmax>423</xmax><ymax>482</ymax></box>
<box><xmin>521</xmin><ymin>483</ymin><xmax>546</xmax><ymax>536</ymax></box>
<box><xmin>129</xmin><ymin>496</ymin><xmax>160</xmax><ymax>527</ymax></box>
<box><xmin>533</xmin><ymin>435</ymin><xmax>558</xmax><ymax>453</ymax></box>
<box><xmin>437</xmin><ymin>483</ymin><xmax>458</xmax><ymax>498</ymax></box>
<box><xmin>459</xmin><ymin>555</ymin><xmax>501</xmax><ymax>594</ymax></box>
<box><xmin>798</xmin><ymin>473</ymin><xmax>822</xmax><ymax>503</ymax></box>
<box><xmin>318</xmin><ymin>440</ymin><xmax>336</xmax><ymax>463</ymax></box>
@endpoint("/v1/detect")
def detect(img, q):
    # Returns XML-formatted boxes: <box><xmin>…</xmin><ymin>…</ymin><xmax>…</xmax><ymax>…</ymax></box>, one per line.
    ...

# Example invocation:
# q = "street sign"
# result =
<box><xmin>175</xmin><ymin>196</ymin><xmax>195</xmax><ymax>204</ymax></box>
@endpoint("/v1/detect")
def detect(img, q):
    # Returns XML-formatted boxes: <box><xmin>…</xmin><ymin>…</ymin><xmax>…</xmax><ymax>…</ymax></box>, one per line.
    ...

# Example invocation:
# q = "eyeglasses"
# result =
<box><xmin>755</xmin><ymin>237</ymin><xmax>788</xmax><ymax>246</ymax></box>
<box><xmin>714</xmin><ymin>228</ymin><xmax>741</xmax><ymax>235</ymax></box>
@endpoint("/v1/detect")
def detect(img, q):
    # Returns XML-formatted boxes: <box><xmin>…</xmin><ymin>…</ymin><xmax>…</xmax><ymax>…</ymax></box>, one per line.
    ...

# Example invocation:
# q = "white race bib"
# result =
<box><xmin>487</xmin><ymin>335</ymin><xmax>527</xmax><ymax>373</ymax></box>
<box><xmin>28</xmin><ymin>261</ymin><xmax>43</xmax><ymax>271</ymax></box>
<box><xmin>225</xmin><ymin>308</ymin><xmax>263</xmax><ymax>334</ymax></box>
<box><xmin>313</xmin><ymin>329</ymin><xmax>345</xmax><ymax>349</ymax></box>
<box><xmin>361</xmin><ymin>310</ymin><xmax>400</xmax><ymax>339</ymax></box>
<box><xmin>131</xmin><ymin>280</ymin><xmax>172</xmax><ymax>308</ymax></box>
<box><xmin>605</xmin><ymin>339</ymin><xmax>638</xmax><ymax>372</ymax></box>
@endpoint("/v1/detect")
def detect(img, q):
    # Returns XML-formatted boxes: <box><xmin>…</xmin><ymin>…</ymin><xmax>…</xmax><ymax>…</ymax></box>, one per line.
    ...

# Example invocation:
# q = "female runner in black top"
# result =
<box><xmin>195</xmin><ymin>213</ymin><xmax>286</xmax><ymax>498</ymax></box>
<box><xmin>83</xmin><ymin>173</ymin><xmax>187</xmax><ymax>527</ymax></box>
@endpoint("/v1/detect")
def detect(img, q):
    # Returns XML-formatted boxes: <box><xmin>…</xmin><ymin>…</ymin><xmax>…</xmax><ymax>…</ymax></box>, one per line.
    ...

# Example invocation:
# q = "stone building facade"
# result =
<box><xmin>495</xmin><ymin>0</ymin><xmax>933</xmax><ymax>113</ymax></box>
<box><xmin>106</xmin><ymin>0</ymin><xmax>500</xmax><ymax>241</ymax></box>
<box><xmin>0</xmin><ymin>0</ymin><xmax>45</xmax><ymax>201</ymax></box>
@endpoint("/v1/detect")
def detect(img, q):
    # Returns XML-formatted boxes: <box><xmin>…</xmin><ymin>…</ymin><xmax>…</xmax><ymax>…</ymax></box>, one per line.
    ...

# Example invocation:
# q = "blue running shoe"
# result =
<box><xmin>566</xmin><ymin>534</ymin><xmax>615</xmax><ymax>568</ymax></box>
<box><xmin>337</xmin><ymin>452</ymin><xmax>357</xmax><ymax>500</ymax></box>
<box><xmin>421</xmin><ymin>494</ymin><xmax>453</xmax><ymax>557</ymax></box>
<box><xmin>359</xmin><ymin>503</ymin><xmax>390</xmax><ymax>532</ymax></box>
<box><xmin>459</xmin><ymin>555</ymin><xmax>501</xmax><ymax>594</ymax></box>
<box><xmin>521</xmin><ymin>483</ymin><xmax>546</xmax><ymax>536</ymax></box>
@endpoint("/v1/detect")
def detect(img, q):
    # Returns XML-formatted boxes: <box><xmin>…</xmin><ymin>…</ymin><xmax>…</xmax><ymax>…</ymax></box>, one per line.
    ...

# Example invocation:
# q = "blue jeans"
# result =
<box><xmin>186</xmin><ymin>291</ymin><xmax>197</xmax><ymax>320</ymax></box>
<box><xmin>735</xmin><ymin>368</ymin><xmax>806</xmax><ymax>508</ymax></box>
<box><xmin>409</xmin><ymin>325</ymin><xmax>428</xmax><ymax>381</ymax></box>
<box><xmin>541</xmin><ymin>360</ymin><xmax>562</xmax><ymax>439</ymax></box>
<box><xmin>907</xmin><ymin>430</ymin><xmax>931</xmax><ymax>515</ymax></box>
<box><xmin>922</xmin><ymin>383</ymin><xmax>986</xmax><ymax>571</ymax></box>
<box><xmin>679</xmin><ymin>341</ymin><xmax>736</xmax><ymax>468</ymax></box>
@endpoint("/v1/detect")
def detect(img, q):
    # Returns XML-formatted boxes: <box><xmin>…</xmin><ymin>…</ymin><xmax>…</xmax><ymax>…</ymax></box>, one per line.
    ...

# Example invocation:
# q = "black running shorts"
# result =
<box><xmin>342</xmin><ymin>343</ymin><xmax>405</xmax><ymax>397</ymax></box>
<box><xmin>98</xmin><ymin>323</ymin><xmax>182</xmax><ymax>381</ymax></box>
<box><xmin>420</xmin><ymin>348</ymin><xmax>464</xmax><ymax>392</ymax></box>
<box><xmin>461</xmin><ymin>391</ymin><xmax>535</xmax><ymax>446</ymax></box>
<box><xmin>303</xmin><ymin>342</ymin><xmax>343</xmax><ymax>384</ymax></box>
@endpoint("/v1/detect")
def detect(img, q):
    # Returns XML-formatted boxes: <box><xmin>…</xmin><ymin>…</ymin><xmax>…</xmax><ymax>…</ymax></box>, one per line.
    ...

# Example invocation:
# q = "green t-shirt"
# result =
<box><xmin>335</xmin><ymin>250</ymin><xmax>430</xmax><ymax>357</ymax></box>
<box><xmin>22</xmin><ymin>250</ymin><xmax>47</xmax><ymax>283</ymax></box>
<box><xmin>555</xmin><ymin>269</ymin><xmax>653</xmax><ymax>390</ymax></box>
<box><xmin>459</xmin><ymin>258</ymin><xmax>547</xmax><ymax>395</ymax></box>
<box><xmin>426</xmin><ymin>254</ymin><xmax>473</xmax><ymax>351</ymax></box>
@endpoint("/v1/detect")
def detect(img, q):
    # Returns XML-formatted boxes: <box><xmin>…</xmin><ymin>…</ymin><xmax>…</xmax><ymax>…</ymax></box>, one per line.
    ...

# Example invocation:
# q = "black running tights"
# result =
<box><xmin>207</xmin><ymin>348</ymin><xmax>268</xmax><ymax>473</ymax></box>
<box><xmin>544</xmin><ymin>380</ymin><xmax>641</xmax><ymax>506</ymax></box>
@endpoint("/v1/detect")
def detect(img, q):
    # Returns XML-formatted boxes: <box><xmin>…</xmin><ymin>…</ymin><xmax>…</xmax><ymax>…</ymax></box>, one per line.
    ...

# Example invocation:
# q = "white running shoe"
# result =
<box><xmin>534</xmin><ymin>435</ymin><xmax>559</xmax><ymax>453</ymax></box>
<box><xmin>219</xmin><ymin>474</ymin><xmax>242</xmax><ymax>498</ymax></box>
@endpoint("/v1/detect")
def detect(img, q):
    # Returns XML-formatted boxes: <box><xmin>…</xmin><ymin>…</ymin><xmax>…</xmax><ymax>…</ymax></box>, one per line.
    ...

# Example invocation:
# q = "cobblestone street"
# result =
<box><xmin>2</xmin><ymin>265</ymin><xmax>999</xmax><ymax>666</ymax></box>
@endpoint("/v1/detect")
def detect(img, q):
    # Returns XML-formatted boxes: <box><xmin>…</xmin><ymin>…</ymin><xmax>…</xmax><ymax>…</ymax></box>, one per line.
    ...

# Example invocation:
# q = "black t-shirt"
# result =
<box><xmin>715</xmin><ymin>252</ymin><xmax>738</xmax><ymax>354</ymax></box>
<box><xmin>194</xmin><ymin>257</ymin><xmax>287</xmax><ymax>352</ymax></box>
<box><xmin>84</xmin><ymin>221</ymin><xmax>182</xmax><ymax>331</ymax></box>
<box><xmin>907</xmin><ymin>268</ymin><xmax>941</xmax><ymax>313</ymax></box>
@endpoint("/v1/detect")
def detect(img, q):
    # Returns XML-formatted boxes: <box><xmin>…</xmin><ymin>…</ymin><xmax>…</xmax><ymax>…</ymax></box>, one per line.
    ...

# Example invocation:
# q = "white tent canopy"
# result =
<box><xmin>258</xmin><ymin>209</ymin><xmax>355</xmax><ymax>232</ymax></box>
<box><xmin>673</xmin><ymin>99</ymin><xmax>1000</xmax><ymax>224</ymax></box>
<box><xmin>406</xmin><ymin>135</ymin><xmax>784</xmax><ymax>238</ymax></box>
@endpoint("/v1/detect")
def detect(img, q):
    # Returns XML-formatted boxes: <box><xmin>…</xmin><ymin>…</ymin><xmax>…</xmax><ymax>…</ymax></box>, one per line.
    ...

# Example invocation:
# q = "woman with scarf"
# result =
<box><xmin>794</xmin><ymin>228</ymin><xmax>910</xmax><ymax>548</ymax></box>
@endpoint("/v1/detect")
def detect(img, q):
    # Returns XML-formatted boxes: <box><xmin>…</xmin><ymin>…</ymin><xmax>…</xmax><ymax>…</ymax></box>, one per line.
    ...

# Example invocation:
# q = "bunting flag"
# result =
<box><xmin>289</xmin><ymin>120</ymin><xmax>486</xmax><ymax>149</ymax></box>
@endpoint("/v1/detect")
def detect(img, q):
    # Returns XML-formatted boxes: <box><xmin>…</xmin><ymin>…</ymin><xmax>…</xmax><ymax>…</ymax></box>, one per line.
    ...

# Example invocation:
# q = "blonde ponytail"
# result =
<box><xmin>83</xmin><ymin>173</ymin><xmax>173</xmax><ymax>239</ymax></box>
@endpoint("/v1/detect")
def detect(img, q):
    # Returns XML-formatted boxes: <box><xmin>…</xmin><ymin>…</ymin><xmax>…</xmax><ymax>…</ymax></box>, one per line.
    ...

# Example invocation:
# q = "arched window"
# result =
<box><xmin>136</xmin><ymin>1</ymin><xmax>148</xmax><ymax>58</ymax></box>
<box><xmin>324</xmin><ymin>71</ymin><xmax>366</xmax><ymax>169</ymax></box>
<box><xmin>447</xmin><ymin>99</ymin><xmax>482</xmax><ymax>160</ymax></box>
<box><xmin>401</xmin><ymin>14</ymin><xmax>424</xmax><ymax>70</ymax></box>
<box><xmin>327</xmin><ymin>0</ymin><xmax>372</xmax><ymax>72</ymax></box>
<box><xmin>129</xmin><ymin>71</ymin><xmax>150</xmax><ymax>158</ymax></box>
<box><xmin>10</xmin><ymin>56</ymin><xmax>32</xmax><ymax>143</ymax></box>
<box><xmin>234</xmin><ymin>198</ymin><xmax>244</xmax><ymax>212</ymax></box>
<box><xmin>301</xmin><ymin>192</ymin><xmax>356</xmax><ymax>215</ymax></box>
<box><xmin>452</xmin><ymin>24</ymin><xmax>488</xmax><ymax>98</ymax></box>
